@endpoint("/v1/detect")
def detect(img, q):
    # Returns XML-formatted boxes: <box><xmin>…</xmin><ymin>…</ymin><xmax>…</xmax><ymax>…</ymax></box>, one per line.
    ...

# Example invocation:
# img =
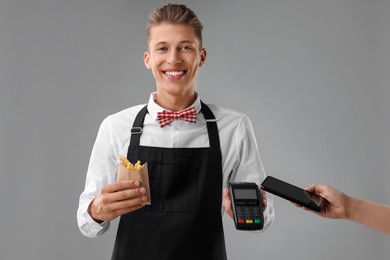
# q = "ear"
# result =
<box><xmin>143</xmin><ymin>51</ymin><xmax>151</xmax><ymax>70</ymax></box>
<box><xmin>199</xmin><ymin>48</ymin><xmax>207</xmax><ymax>67</ymax></box>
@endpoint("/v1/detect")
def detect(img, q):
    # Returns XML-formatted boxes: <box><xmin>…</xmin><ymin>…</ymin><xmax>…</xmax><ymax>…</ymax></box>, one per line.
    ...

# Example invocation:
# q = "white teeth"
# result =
<box><xmin>165</xmin><ymin>71</ymin><xmax>184</xmax><ymax>76</ymax></box>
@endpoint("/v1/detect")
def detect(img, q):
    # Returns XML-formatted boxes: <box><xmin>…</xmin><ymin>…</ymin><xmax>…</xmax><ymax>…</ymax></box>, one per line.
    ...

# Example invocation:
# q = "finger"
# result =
<box><xmin>260</xmin><ymin>189</ymin><xmax>267</xmax><ymax>209</ymax></box>
<box><xmin>111</xmin><ymin>187</ymin><xmax>147</xmax><ymax>202</ymax></box>
<box><xmin>102</xmin><ymin>180</ymin><xmax>141</xmax><ymax>193</ymax></box>
<box><xmin>262</xmin><ymin>197</ymin><xmax>267</xmax><ymax>210</ymax></box>
<box><xmin>108</xmin><ymin>195</ymin><xmax>148</xmax><ymax>212</ymax></box>
<box><xmin>223</xmin><ymin>187</ymin><xmax>230</xmax><ymax>200</ymax></box>
<box><xmin>305</xmin><ymin>184</ymin><xmax>316</xmax><ymax>193</ymax></box>
<box><xmin>305</xmin><ymin>184</ymin><xmax>327</xmax><ymax>195</ymax></box>
<box><xmin>222</xmin><ymin>188</ymin><xmax>234</xmax><ymax>219</ymax></box>
<box><xmin>224</xmin><ymin>199</ymin><xmax>234</xmax><ymax>219</ymax></box>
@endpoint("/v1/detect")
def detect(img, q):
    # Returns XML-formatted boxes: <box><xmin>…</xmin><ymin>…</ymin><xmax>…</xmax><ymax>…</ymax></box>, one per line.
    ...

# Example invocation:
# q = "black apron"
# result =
<box><xmin>111</xmin><ymin>101</ymin><xmax>228</xmax><ymax>260</ymax></box>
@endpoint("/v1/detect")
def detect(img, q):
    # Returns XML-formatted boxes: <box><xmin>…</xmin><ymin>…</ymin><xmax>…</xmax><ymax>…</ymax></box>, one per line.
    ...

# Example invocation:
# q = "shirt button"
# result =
<box><xmin>174</xmin><ymin>126</ymin><xmax>179</xmax><ymax>131</ymax></box>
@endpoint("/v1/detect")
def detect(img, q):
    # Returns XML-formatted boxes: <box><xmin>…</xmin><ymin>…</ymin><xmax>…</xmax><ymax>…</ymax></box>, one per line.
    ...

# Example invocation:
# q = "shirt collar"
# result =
<box><xmin>147</xmin><ymin>92</ymin><xmax>201</xmax><ymax>121</ymax></box>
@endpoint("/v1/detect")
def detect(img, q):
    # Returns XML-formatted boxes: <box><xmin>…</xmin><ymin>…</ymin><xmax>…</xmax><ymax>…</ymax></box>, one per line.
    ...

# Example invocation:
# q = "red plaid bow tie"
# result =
<box><xmin>157</xmin><ymin>107</ymin><xmax>197</xmax><ymax>127</ymax></box>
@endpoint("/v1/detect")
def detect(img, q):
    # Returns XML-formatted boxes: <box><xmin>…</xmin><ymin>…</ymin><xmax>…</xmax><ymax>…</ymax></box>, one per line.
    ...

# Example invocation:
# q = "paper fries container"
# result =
<box><xmin>117</xmin><ymin>162</ymin><xmax>151</xmax><ymax>205</ymax></box>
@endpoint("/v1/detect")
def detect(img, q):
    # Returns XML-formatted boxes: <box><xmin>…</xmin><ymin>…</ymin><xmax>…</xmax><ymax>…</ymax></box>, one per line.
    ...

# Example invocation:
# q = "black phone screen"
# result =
<box><xmin>261</xmin><ymin>176</ymin><xmax>325</xmax><ymax>212</ymax></box>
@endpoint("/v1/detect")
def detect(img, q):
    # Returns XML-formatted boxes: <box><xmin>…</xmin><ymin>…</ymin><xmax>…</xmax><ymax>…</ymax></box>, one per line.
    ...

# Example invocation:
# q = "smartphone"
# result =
<box><xmin>261</xmin><ymin>176</ymin><xmax>325</xmax><ymax>212</ymax></box>
<box><xmin>229</xmin><ymin>182</ymin><xmax>264</xmax><ymax>230</ymax></box>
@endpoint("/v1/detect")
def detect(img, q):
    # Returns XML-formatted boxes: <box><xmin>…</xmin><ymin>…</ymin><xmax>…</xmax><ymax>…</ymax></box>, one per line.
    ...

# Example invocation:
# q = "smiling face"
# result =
<box><xmin>144</xmin><ymin>23</ymin><xmax>206</xmax><ymax>109</ymax></box>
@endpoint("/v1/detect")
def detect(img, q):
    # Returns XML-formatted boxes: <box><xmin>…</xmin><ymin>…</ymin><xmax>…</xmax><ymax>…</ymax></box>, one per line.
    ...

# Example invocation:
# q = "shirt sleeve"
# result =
<box><xmin>230</xmin><ymin>114</ymin><xmax>275</xmax><ymax>232</ymax></box>
<box><xmin>77</xmin><ymin>197</ymin><xmax>110</xmax><ymax>238</ymax></box>
<box><xmin>76</xmin><ymin>116</ymin><xmax>118</xmax><ymax>238</ymax></box>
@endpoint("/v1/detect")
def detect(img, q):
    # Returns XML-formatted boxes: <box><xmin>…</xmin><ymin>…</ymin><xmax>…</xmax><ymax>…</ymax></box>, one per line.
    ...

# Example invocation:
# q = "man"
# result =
<box><xmin>77</xmin><ymin>4</ymin><xmax>274</xmax><ymax>259</ymax></box>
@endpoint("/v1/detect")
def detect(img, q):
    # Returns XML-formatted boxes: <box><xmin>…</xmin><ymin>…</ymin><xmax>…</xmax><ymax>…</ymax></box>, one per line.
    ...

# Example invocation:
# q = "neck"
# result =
<box><xmin>155</xmin><ymin>91</ymin><xmax>197</xmax><ymax>111</ymax></box>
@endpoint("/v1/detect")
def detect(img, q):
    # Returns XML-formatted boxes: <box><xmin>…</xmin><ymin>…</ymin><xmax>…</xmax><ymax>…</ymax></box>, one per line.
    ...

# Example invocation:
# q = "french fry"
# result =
<box><xmin>119</xmin><ymin>155</ymin><xmax>130</xmax><ymax>168</ymax></box>
<box><xmin>134</xmin><ymin>160</ymin><xmax>142</xmax><ymax>170</ymax></box>
<box><xmin>119</xmin><ymin>156</ymin><xmax>142</xmax><ymax>170</ymax></box>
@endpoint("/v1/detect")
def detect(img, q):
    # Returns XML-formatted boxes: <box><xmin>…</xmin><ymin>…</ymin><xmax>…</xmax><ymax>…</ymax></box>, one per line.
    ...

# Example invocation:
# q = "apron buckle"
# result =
<box><xmin>131</xmin><ymin>127</ymin><xmax>143</xmax><ymax>134</ymax></box>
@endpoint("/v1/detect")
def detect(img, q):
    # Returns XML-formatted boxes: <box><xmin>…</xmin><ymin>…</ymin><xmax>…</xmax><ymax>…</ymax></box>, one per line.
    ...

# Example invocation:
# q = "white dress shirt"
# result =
<box><xmin>77</xmin><ymin>93</ymin><xmax>275</xmax><ymax>237</ymax></box>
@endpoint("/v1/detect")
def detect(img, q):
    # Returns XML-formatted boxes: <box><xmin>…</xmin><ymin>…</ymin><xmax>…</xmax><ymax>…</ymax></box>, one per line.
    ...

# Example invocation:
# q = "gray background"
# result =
<box><xmin>1</xmin><ymin>0</ymin><xmax>389</xmax><ymax>259</ymax></box>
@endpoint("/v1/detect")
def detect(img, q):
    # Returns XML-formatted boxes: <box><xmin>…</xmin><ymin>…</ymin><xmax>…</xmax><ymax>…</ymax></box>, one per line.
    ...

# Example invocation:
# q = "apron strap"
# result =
<box><xmin>130</xmin><ymin>105</ymin><xmax>148</xmax><ymax>147</ymax></box>
<box><xmin>200</xmin><ymin>101</ymin><xmax>221</xmax><ymax>151</ymax></box>
<box><xmin>129</xmin><ymin>101</ymin><xmax>221</xmax><ymax>152</ymax></box>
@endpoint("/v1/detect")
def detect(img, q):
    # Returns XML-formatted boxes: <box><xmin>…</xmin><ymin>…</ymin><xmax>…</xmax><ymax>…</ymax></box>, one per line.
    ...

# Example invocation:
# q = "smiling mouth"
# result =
<box><xmin>163</xmin><ymin>70</ymin><xmax>187</xmax><ymax>77</ymax></box>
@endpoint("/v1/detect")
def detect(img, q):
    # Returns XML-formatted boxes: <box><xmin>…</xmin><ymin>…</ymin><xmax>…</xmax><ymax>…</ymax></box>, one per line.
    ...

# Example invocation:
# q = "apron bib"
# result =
<box><xmin>111</xmin><ymin>101</ymin><xmax>227</xmax><ymax>260</ymax></box>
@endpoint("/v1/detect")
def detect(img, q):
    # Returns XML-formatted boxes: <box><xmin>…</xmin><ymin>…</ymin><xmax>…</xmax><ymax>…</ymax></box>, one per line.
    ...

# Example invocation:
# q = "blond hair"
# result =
<box><xmin>146</xmin><ymin>4</ymin><xmax>203</xmax><ymax>47</ymax></box>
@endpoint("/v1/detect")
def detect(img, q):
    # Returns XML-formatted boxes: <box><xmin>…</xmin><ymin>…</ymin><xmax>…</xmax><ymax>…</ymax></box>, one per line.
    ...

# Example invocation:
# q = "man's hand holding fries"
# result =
<box><xmin>88</xmin><ymin>180</ymin><xmax>148</xmax><ymax>223</ymax></box>
<box><xmin>87</xmin><ymin>156</ymin><xmax>150</xmax><ymax>223</ymax></box>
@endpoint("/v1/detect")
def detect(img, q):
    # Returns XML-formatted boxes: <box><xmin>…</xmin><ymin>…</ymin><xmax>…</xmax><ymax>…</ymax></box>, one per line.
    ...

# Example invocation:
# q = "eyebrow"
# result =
<box><xmin>154</xmin><ymin>40</ymin><xmax>195</xmax><ymax>47</ymax></box>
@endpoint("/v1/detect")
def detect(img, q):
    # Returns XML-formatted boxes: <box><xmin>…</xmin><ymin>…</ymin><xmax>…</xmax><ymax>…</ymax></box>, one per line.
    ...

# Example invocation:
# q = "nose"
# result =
<box><xmin>167</xmin><ymin>49</ymin><xmax>182</xmax><ymax>64</ymax></box>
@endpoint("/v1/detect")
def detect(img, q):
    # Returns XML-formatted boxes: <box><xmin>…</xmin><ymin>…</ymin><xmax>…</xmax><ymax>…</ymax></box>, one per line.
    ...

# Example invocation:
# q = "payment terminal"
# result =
<box><xmin>229</xmin><ymin>182</ymin><xmax>264</xmax><ymax>231</ymax></box>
